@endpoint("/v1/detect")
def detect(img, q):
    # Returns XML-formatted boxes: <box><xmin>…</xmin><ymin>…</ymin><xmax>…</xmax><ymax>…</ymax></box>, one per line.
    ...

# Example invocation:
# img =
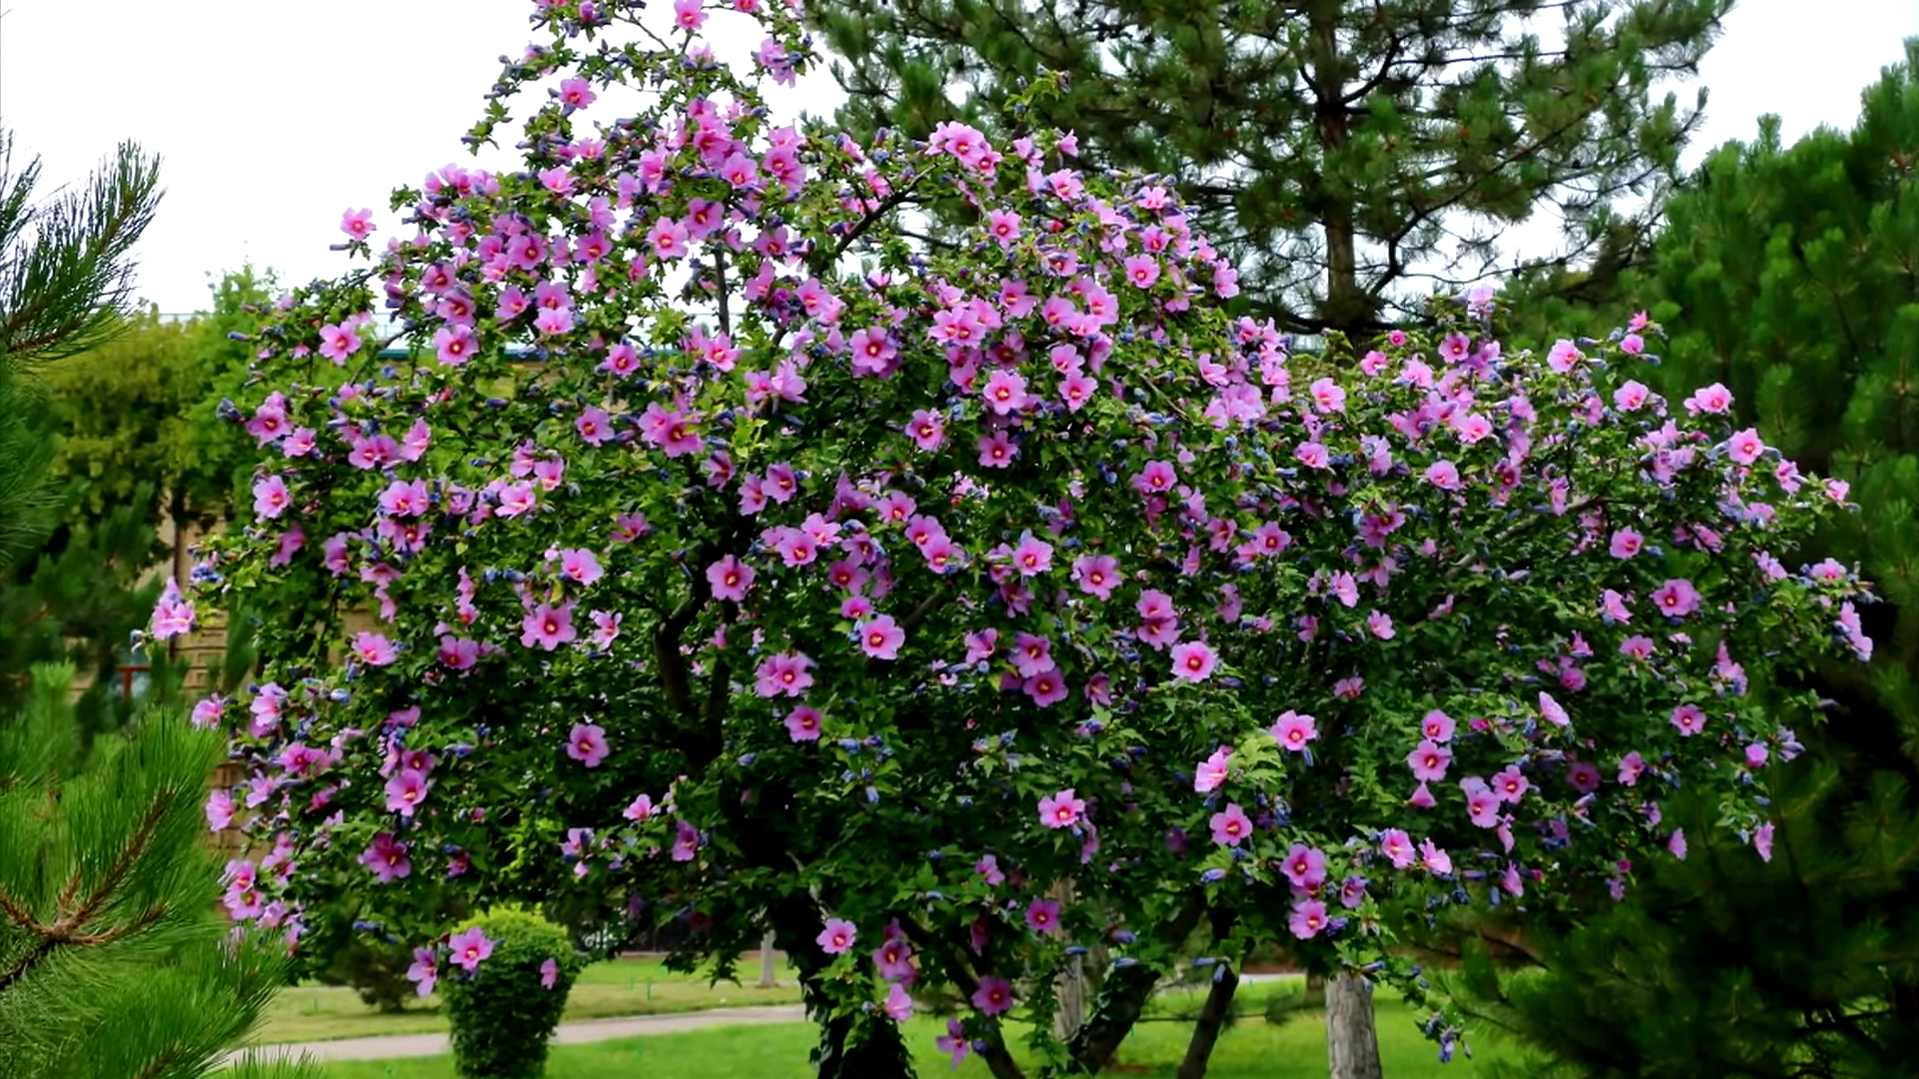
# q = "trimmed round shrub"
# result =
<box><xmin>441</xmin><ymin>910</ymin><xmax>582</xmax><ymax>1078</ymax></box>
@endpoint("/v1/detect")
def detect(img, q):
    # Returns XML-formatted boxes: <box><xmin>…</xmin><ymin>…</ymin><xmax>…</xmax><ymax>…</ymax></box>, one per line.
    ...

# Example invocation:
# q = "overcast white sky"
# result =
<box><xmin>2</xmin><ymin>0</ymin><xmax>1914</xmax><ymax>314</ymax></box>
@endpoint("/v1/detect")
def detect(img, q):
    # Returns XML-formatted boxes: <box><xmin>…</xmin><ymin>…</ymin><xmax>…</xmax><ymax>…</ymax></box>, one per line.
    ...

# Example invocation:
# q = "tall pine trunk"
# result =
<box><xmin>1308</xmin><ymin>0</ymin><xmax>1363</xmax><ymax>335</ymax></box>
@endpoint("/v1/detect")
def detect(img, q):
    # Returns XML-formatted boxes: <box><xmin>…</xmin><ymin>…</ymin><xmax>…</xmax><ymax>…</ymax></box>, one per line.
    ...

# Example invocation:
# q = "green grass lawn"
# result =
<box><xmin>312</xmin><ymin>992</ymin><xmax>1520</xmax><ymax>1079</ymax></box>
<box><xmin>254</xmin><ymin>956</ymin><xmax>803</xmax><ymax>1045</ymax></box>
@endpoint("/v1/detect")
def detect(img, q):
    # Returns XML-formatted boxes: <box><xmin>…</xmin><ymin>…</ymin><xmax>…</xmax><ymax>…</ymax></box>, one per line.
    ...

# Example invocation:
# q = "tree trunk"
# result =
<box><xmin>758</xmin><ymin>931</ymin><xmax>777</xmax><ymax>988</ymax></box>
<box><xmin>771</xmin><ymin>898</ymin><xmax>915</xmax><ymax>1079</ymax></box>
<box><xmin>1308</xmin><ymin>0</ymin><xmax>1364</xmax><ymax>335</ymax></box>
<box><xmin>1046</xmin><ymin>891</ymin><xmax>1209</xmax><ymax>1076</ymax></box>
<box><xmin>1052</xmin><ymin>964</ymin><xmax>1158</xmax><ymax>1075</ymax></box>
<box><xmin>1326</xmin><ymin>972</ymin><xmax>1384</xmax><ymax>1079</ymax></box>
<box><xmin>1051</xmin><ymin>880</ymin><xmax>1088</xmax><ymax>1041</ymax></box>
<box><xmin>1173</xmin><ymin>966</ymin><xmax>1239</xmax><ymax>1079</ymax></box>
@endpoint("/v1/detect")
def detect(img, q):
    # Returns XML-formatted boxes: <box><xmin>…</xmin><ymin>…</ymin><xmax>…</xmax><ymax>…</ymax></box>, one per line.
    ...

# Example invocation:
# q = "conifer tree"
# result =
<box><xmin>0</xmin><ymin>125</ymin><xmax>313</xmax><ymax>1079</ymax></box>
<box><xmin>0</xmin><ymin>667</ymin><xmax>319</xmax><ymax>1079</ymax></box>
<box><xmin>0</xmin><ymin>129</ymin><xmax>176</xmax><ymax>741</ymax></box>
<box><xmin>808</xmin><ymin>0</ymin><xmax>1729</xmax><ymax>336</ymax></box>
<box><xmin>0</xmin><ymin>482</ymin><xmax>171</xmax><ymax>744</ymax></box>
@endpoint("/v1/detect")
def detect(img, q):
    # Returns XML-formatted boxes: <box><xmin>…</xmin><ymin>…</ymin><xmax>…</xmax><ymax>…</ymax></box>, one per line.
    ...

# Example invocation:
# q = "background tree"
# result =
<box><xmin>808</xmin><ymin>0</ymin><xmax>1728</xmax><ymax>336</ymax></box>
<box><xmin>0</xmin><ymin>483</ymin><xmax>173</xmax><ymax>745</ymax></box>
<box><xmin>0</xmin><ymin>269</ymin><xmax>267</xmax><ymax>744</ymax></box>
<box><xmin>1434</xmin><ymin>38</ymin><xmax>1919</xmax><ymax>1074</ymax></box>
<box><xmin>42</xmin><ymin>272</ymin><xmax>266</xmax><ymax>535</ymax></box>
<box><xmin>41</xmin><ymin>265</ymin><xmax>277</xmax><ymax>569</ymax></box>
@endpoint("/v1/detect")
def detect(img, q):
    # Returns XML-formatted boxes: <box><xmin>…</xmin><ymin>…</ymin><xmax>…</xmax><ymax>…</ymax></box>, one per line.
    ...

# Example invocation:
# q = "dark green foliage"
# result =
<box><xmin>1437</xmin><ymin>38</ymin><xmax>1919</xmax><ymax>1077</ymax></box>
<box><xmin>0</xmin><ymin>266</ymin><xmax>279</xmax><ymax>740</ymax></box>
<box><xmin>0</xmin><ymin>484</ymin><xmax>176</xmax><ymax>743</ymax></box>
<box><xmin>1640</xmin><ymin>45</ymin><xmax>1919</xmax><ymax>714</ymax></box>
<box><xmin>0</xmin><ymin>665</ymin><xmax>319</xmax><ymax>1079</ymax></box>
<box><xmin>442</xmin><ymin>910</ymin><xmax>584</xmax><ymax>1078</ymax></box>
<box><xmin>1441</xmin><ymin>760</ymin><xmax>1919</xmax><ymax>1079</ymax></box>
<box><xmin>0</xmin><ymin>131</ymin><xmax>206</xmax><ymax>738</ymax></box>
<box><xmin>307</xmin><ymin>886</ymin><xmax>470</xmax><ymax>1013</ymax></box>
<box><xmin>0</xmin><ymin>350</ymin><xmax>58</xmax><ymax>572</ymax></box>
<box><xmin>0</xmin><ymin>119</ymin><xmax>312</xmax><ymax>1079</ymax></box>
<box><xmin>810</xmin><ymin>0</ymin><xmax>1728</xmax><ymax>335</ymax></box>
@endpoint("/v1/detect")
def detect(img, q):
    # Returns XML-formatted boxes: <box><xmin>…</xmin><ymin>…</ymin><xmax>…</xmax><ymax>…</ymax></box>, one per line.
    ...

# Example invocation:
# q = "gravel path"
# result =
<box><xmin>224</xmin><ymin>1004</ymin><xmax>808</xmax><ymax>1067</ymax></box>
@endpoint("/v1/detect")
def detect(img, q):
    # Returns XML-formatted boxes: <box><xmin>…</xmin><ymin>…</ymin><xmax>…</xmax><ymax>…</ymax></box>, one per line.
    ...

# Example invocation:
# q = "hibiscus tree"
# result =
<box><xmin>162</xmin><ymin>2</ymin><xmax>1871</xmax><ymax>1075</ymax></box>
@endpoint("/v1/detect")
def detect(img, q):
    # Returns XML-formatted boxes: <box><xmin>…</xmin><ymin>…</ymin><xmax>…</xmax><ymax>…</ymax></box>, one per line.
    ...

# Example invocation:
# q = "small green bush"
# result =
<box><xmin>441</xmin><ymin>909</ymin><xmax>583</xmax><ymax>1078</ymax></box>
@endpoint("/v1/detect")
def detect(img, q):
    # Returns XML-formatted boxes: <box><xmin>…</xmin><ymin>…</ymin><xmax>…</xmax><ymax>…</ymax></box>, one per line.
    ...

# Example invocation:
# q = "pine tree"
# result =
<box><xmin>0</xmin><ymin>127</ymin><xmax>162</xmax><ymax>366</ymax></box>
<box><xmin>1434</xmin><ymin>38</ymin><xmax>1919</xmax><ymax>1075</ymax></box>
<box><xmin>0</xmin><ymin>122</ymin><xmax>162</xmax><ymax>570</ymax></box>
<box><xmin>0</xmin><ymin>140</ymin><xmax>182</xmax><ymax>745</ymax></box>
<box><xmin>808</xmin><ymin>0</ymin><xmax>1728</xmax><ymax>336</ymax></box>
<box><xmin>0</xmin><ymin>666</ymin><xmax>320</xmax><ymax>1079</ymax></box>
<box><xmin>0</xmin><ymin>126</ymin><xmax>314</xmax><ymax>1079</ymax></box>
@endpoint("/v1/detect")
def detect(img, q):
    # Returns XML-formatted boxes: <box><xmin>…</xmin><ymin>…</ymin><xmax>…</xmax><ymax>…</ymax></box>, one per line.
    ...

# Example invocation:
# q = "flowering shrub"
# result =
<box><xmin>163</xmin><ymin>0</ymin><xmax>1872</xmax><ymax>1072</ymax></box>
<box><xmin>438</xmin><ymin>909</ymin><xmax>580</xmax><ymax>1078</ymax></box>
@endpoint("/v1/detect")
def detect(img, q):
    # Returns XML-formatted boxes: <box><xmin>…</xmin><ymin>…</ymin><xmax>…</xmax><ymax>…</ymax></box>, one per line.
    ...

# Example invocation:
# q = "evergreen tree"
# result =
<box><xmin>1435</xmin><ymin>38</ymin><xmax>1919</xmax><ymax>1075</ymax></box>
<box><xmin>808</xmin><ymin>0</ymin><xmax>1728</xmax><ymax>336</ymax></box>
<box><xmin>1439</xmin><ymin>742</ymin><xmax>1919</xmax><ymax>1079</ymax></box>
<box><xmin>0</xmin><ymin>666</ymin><xmax>318</xmax><ymax>1079</ymax></box>
<box><xmin>0</xmin><ymin>126</ymin><xmax>162</xmax><ymax>365</ymax></box>
<box><xmin>0</xmin><ymin>326</ymin><xmax>56</xmax><ymax>573</ymax></box>
<box><xmin>0</xmin><ymin>167</ymin><xmax>212</xmax><ymax>743</ymax></box>
<box><xmin>0</xmin><ymin>122</ymin><xmax>162</xmax><ymax>572</ymax></box>
<box><xmin>0</xmin><ymin>126</ymin><xmax>312</xmax><ymax>1078</ymax></box>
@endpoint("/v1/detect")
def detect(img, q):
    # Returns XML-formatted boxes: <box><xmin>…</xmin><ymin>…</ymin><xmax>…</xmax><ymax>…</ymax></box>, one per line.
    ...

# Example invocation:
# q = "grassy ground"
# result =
<box><xmin>253</xmin><ymin>957</ymin><xmax>803</xmax><ymax>1045</ymax></box>
<box><xmin>313</xmin><ymin>997</ymin><xmax>1514</xmax><ymax>1078</ymax></box>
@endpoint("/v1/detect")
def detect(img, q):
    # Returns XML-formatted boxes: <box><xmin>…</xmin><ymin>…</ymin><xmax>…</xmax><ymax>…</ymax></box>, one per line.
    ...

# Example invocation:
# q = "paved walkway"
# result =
<box><xmin>228</xmin><ymin>973</ymin><xmax>1303</xmax><ymax>1067</ymax></box>
<box><xmin>226</xmin><ymin>1004</ymin><xmax>808</xmax><ymax>1066</ymax></box>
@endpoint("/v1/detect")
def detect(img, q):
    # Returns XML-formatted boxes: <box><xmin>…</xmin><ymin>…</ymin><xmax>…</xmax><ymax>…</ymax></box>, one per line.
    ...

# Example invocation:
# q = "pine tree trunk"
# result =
<box><xmin>1308</xmin><ymin>0</ymin><xmax>1363</xmax><ymax>334</ymax></box>
<box><xmin>1326</xmin><ymin>972</ymin><xmax>1385</xmax><ymax>1079</ymax></box>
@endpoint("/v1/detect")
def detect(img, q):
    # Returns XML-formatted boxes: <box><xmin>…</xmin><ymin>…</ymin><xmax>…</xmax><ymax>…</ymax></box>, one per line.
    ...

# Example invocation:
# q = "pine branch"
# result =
<box><xmin>0</xmin><ymin>794</ymin><xmax>171</xmax><ymax>993</ymax></box>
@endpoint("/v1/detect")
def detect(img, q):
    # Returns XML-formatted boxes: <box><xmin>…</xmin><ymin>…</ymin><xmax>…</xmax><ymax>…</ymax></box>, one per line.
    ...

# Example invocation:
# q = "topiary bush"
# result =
<box><xmin>440</xmin><ymin>909</ymin><xmax>582</xmax><ymax>1079</ymax></box>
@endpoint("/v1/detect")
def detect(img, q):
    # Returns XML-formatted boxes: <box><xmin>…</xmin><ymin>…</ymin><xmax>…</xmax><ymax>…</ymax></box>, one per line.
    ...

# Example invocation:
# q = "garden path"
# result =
<box><xmin>224</xmin><ymin>1004</ymin><xmax>807</xmax><ymax>1066</ymax></box>
<box><xmin>225</xmin><ymin>973</ymin><xmax>1297</xmax><ymax>1067</ymax></box>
